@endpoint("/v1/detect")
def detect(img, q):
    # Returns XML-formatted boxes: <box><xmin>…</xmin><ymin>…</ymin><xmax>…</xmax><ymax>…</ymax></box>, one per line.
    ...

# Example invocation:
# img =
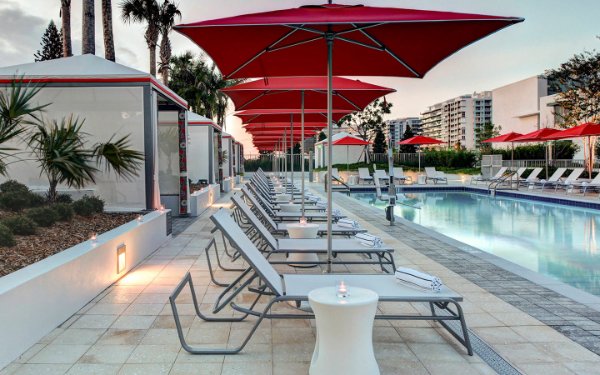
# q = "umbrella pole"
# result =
<box><xmin>346</xmin><ymin>145</ymin><xmax>349</xmax><ymax>174</ymax></box>
<box><xmin>290</xmin><ymin>115</ymin><xmax>294</xmax><ymax>190</ymax></box>
<box><xmin>326</xmin><ymin>33</ymin><xmax>333</xmax><ymax>273</ymax></box>
<box><xmin>301</xmin><ymin>90</ymin><xmax>305</xmax><ymax>217</ymax></box>
<box><xmin>284</xmin><ymin>130</ymin><xmax>287</xmax><ymax>183</ymax></box>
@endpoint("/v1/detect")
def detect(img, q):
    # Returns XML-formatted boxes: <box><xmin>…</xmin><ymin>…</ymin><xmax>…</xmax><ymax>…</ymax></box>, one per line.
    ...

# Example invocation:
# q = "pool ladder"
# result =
<box><xmin>489</xmin><ymin>170</ymin><xmax>520</xmax><ymax>195</ymax></box>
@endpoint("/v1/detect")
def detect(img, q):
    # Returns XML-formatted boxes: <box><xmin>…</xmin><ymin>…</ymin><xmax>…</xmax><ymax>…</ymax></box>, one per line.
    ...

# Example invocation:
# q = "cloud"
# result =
<box><xmin>0</xmin><ymin>3</ymin><xmax>48</xmax><ymax>66</ymax></box>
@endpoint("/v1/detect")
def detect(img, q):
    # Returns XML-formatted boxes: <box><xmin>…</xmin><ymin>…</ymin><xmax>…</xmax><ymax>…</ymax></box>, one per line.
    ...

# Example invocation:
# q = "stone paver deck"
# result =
<box><xmin>2</xmin><ymin>181</ymin><xmax>600</xmax><ymax>375</ymax></box>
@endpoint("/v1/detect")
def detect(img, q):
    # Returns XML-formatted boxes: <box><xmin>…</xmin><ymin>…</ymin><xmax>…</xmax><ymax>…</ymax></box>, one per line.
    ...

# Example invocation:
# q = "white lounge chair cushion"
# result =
<box><xmin>283</xmin><ymin>274</ymin><xmax>461</xmax><ymax>301</ymax></box>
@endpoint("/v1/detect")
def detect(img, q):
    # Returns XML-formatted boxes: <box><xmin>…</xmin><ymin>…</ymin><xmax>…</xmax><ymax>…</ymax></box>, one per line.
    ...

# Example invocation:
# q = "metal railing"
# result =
<box><xmin>501</xmin><ymin>159</ymin><xmax>600</xmax><ymax>169</ymax></box>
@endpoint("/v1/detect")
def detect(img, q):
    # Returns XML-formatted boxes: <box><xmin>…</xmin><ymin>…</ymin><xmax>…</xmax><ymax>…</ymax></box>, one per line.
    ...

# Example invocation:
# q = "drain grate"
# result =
<box><xmin>441</xmin><ymin>313</ymin><xmax>522</xmax><ymax>375</ymax></box>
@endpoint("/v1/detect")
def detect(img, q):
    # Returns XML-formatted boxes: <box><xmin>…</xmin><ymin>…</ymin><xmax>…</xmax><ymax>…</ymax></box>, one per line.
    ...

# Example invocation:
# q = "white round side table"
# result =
<box><xmin>286</xmin><ymin>222</ymin><xmax>319</xmax><ymax>267</ymax></box>
<box><xmin>309</xmin><ymin>286</ymin><xmax>380</xmax><ymax>375</ymax></box>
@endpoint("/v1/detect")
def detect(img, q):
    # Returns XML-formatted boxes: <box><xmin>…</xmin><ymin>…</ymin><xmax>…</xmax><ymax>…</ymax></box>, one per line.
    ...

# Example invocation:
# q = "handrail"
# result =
<box><xmin>489</xmin><ymin>170</ymin><xmax>519</xmax><ymax>194</ymax></box>
<box><xmin>324</xmin><ymin>174</ymin><xmax>351</xmax><ymax>196</ymax></box>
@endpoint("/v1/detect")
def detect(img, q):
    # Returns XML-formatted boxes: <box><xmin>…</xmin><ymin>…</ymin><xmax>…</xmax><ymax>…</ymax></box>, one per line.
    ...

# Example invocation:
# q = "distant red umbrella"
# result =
<box><xmin>512</xmin><ymin>128</ymin><xmax>560</xmax><ymax>142</ymax></box>
<box><xmin>482</xmin><ymin>132</ymin><xmax>523</xmax><ymax>143</ymax></box>
<box><xmin>482</xmin><ymin>132</ymin><xmax>523</xmax><ymax>170</ymax></box>
<box><xmin>331</xmin><ymin>135</ymin><xmax>370</xmax><ymax>171</ymax></box>
<box><xmin>399</xmin><ymin>136</ymin><xmax>443</xmax><ymax>171</ymax></box>
<box><xmin>542</xmin><ymin>123</ymin><xmax>600</xmax><ymax>178</ymax></box>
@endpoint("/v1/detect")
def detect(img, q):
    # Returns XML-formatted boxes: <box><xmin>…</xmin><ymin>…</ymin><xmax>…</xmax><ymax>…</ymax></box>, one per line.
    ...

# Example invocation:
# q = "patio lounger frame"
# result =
<box><xmin>169</xmin><ymin>210</ymin><xmax>473</xmax><ymax>356</ymax></box>
<box><xmin>425</xmin><ymin>167</ymin><xmax>448</xmax><ymax>184</ymax></box>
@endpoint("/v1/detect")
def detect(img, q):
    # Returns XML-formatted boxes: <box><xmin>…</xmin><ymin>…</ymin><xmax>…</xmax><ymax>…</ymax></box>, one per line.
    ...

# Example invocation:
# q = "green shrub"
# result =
<box><xmin>28</xmin><ymin>192</ymin><xmax>46</xmax><ymax>207</ymax></box>
<box><xmin>73</xmin><ymin>196</ymin><xmax>104</xmax><ymax>215</ymax></box>
<box><xmin>2</xmin><ymin>215</ymin><xmax>37</xmax><ymax>235</ymax></box>
<box><xmin>26</xmin><ymin>207</ymin><xmax>58</xmax><ymax>227</ymax></box>
<box><xmin>52</xmin><ymin>203</ymin><xmax>74</xmax><ymax>221</ymax></box>
<box><xmin>72</xmin><ymin>199</ymin><xmax>95</xmax><ymax>217</ymax></box>
<box><xmin>0</xmin><ymin>224</ymin><xmax>16</xmax><ymax>247</ymax></box>
<box><xmin>55</xmin><ymin>194</ymin><xmax>73</xmax><ymax>204</ymax></box>
<box><xmin>0</xmin><ymin>192</ymin><xmax>33</xmax><ymax>211</ymax></box>
<box><xmin>0</xmin><ymin>180</ymin><xmax>29</xmax><ymax>194</ymax></box>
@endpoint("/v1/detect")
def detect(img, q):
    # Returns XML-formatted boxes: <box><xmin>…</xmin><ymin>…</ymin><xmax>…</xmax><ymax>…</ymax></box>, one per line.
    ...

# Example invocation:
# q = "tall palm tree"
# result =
<box><xmin>169</xmin><ymin>52</ymin><xmax>239</xmax><ymax>126</ymax></box>
<box><xmin>121</xmin><ymin>0</ymin><xmax>160</xmax><ymax>76</ymax></box>
<box><xmin>102</xmin><ymin>0</ymin><xmax>115</xmax><ymax>61</ymax></box>
<box><xmin>82</xmin><ymin>0</ymin><xmax>95</xmax><ymax>54</ymax></box>
<box><xmin>59</xmin><ymin>0</ymin><xmax>72</xmax><ymax>57</ymax></box>
<box><xmin>158</xmin><ymin>0</ymin><xmax>181</xmax><ymax>85</ymax></box>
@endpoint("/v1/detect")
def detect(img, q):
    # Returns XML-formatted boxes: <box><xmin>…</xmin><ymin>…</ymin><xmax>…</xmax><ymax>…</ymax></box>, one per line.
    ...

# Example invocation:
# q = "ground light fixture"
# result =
<box><xmin>117</xmin><ymin>244</ymin><xmax>126</xmax><ymax>274</ymax></box>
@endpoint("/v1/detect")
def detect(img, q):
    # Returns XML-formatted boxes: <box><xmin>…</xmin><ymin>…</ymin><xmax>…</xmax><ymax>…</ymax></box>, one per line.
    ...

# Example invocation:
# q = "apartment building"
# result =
<box><xmin>421</xmin><ymin>92</ymin><xmax>492</xmax><ymax>149</ymax></box>
<box><xmin>387</xmin><ymin>117</ymin><xmax>421</xmax><ymax>148</ymax></box>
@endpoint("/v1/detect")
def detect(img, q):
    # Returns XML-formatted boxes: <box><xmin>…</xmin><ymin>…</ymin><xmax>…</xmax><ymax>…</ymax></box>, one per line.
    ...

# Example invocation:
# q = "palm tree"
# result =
<box><xmin>29</xmin><ymin>115</ymin><xmax>144</xmax><ymax>202</ymax></box>
<box><xmin>59</xmin><ymin>0</ymin><xmax>72</xmax><ymax>57</ymax></box>
<box><xmin>102</xmin><ymin>0</ymin><xmax>116</xmax><ymax>61</ymax></box>
<box><xmin>169</xmin><ymin>52</ymin><xmax>239</xmax><ymax>126</ymax></box>
<box><xmin>121</xmin><ymin>0</ymin><xmax>160</xmax><ymax>76</ymax></box>
<box><xmin>0</xmin><ymin>80</ymin><xmax>48</xmax><ymax>174</ymax></box>
<box><xmin>82</xmin><ymin>0</ymin><xmax>95</xmax><ymax>54</ymax></box>
<box><xmin>158</xmin><ymin>0</ymin><xmax>181</xmax><ymax>85</ymax></box>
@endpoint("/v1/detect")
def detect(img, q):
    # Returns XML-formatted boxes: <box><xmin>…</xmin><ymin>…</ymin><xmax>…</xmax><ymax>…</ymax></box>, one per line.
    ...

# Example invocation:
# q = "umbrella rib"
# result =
<box><xmin>236</xmin><ymin>90</ymin><xmax>271</xmax><ymax>110</ymax></box>
<box><xmin>331</xmin><ymin>92</ymin><xmax>362</xmax><ymax>110</ymax></box>
<box><xmin>335</xmin><ymin>35</ymin><xmax>383</xmax><ymax>51</ymax></box>
<box><xmin>353</xmin><ymin>24</ymin><xmax>421</xmax><ymax>78</ymax></box>
<box><xmin>267</xmin><ymin>35</ymin><xmax>323</xmax><ymax>53</ymax></box>
<box><xmin>226</xmin><ymin>27</ymin><xmax>302</xmax><ymax>78</ymax></box>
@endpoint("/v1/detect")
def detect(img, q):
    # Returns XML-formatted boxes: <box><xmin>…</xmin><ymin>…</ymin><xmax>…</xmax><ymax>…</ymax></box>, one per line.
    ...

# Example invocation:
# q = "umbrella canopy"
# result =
<box><xmin>175</xmin><ymin>3</ymin><xmax>523</xmax><ymax>79</ymax></box>
<box><xmin>237</xmin><ymin>109</ymin><xmax>351</xmax><ymax>124</ymax></box>
<box><xmin>333</xmin><ymin>136</ymin><xmax>370</xmax><ymax>146</ymax></box>
<box><xmin>542</xmin><ymin>122</ymin><xmax>600</xmax><ymax>140</ymax></box>
<box><xmin>223</xmin><ymin>76</ymin><xmax>395</xmax><ymax>111</ymax></box>
<box><xmin>511</xmin><ymin>128</ymin><xmax>560</xmax><ymax>142</ymax></box>
<box><xmin>398</xmin><ymin>135</ymin><xmax>444</xmax><ymax>145</ymax></box>
<box><xmin>482</xmin><ymin>132</ymin><xmax>523</xmax><ymax>143</ymax></box>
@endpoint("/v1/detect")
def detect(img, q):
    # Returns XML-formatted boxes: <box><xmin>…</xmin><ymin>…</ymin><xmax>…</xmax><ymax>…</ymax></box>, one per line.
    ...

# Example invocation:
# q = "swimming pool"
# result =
<box><xmin>351</xmin><ymin>191</ymin><xmax>600</xmax><ymax>296</ymax></box>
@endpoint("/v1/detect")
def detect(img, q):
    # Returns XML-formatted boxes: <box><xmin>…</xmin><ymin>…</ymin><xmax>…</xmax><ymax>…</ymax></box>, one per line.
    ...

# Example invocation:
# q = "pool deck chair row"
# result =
<box><xmin>169</xmin><ymin>209</ymin><xmax>473</xmax><ymax>356</ymax></box>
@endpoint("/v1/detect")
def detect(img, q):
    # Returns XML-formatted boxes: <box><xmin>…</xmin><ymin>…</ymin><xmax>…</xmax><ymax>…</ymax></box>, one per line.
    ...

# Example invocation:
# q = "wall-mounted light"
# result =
<box><xmin>137</xmin><ymin>214</ymin><xmax>144</xmax><ymax>223</ymax></box>
<box><xmin>117</xmin><ymin>244</ymin><xmax>126</xmax><ymax>274</ymax></box>
<box><xmin>90</xmin><ymin>232</ymin><xmax>98</xmax><ymax>245</ymax></box>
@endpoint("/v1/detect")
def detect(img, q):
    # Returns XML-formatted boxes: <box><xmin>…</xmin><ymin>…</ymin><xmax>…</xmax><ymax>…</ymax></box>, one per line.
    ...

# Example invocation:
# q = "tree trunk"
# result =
<box><xmin>60</xmin><ymin>0</ymin><xmax>72</xmax><ymax>57</ymax></box>
<box><xmin>82</xmin><ymin>0</ymin><xmax>95</xmax><ymax>55</ymax></box>
<box><xmin>159</xmin><ymin>32</ymin><xmax>171</xmax><ymax>84</ymax></box>
<box><xmin>149</xmin><ymin>44</ymin><xmax>157</xmax><ymax>76</ymax></box>
<box><xmin>101</xmin><ymin>0</ymin><xmax>115</xmax><ymax>61</ymax></box>
<box><xmin>48</xmin><ymin>178</ymin><xmax>58</xmax><ymax>203</ymax></box>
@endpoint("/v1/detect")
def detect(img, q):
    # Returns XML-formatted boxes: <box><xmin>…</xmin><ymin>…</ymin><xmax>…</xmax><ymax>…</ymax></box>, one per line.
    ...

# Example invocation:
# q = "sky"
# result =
<box><xmin>1</xmin><ymin>0</ymin><xmax>599</xmax><ymax>154</ymax></box>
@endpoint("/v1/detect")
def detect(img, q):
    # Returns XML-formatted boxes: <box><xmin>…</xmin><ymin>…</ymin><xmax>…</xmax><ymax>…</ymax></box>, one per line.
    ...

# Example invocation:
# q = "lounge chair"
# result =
<box><xmin>519</xmin><ymin>168</ymin><xmax>543</xmax><ymax>186</ymax></box>
<box><xmin>231</xmin><ymin>193</ymin><xmax>366</xmax><ymax>236</ymax></box>
<box><xmin>228</xmin><ymin>200</ymin><xmax>394</xmax><ymax>270</ymax></box>
<box><xmin>425</xmin><ymin>167</ymin><xmax>448</xmax><ymax>184</ymax></box>
<box><xmin>168</xmin><ymin>209</ymin><xmax>473</xmax><ymax>356</ymax></box>
<box><xmin>569</xmin><ymin>172</ymin><xmax>600</xmax><ymax>195</ymax></box>
<box><xmin>358</xmin><ymin>167</ymin><xmax>373</xmax><ymax>184</ymax></box>
<box><xmin>532</xmin><ymin>167</ymin><xmax>566</xmax><ymax>190</ymax></box>
<box><xmin>242</xmin><ymin>186</ymin><xmax>345</xmax><ymax>222</ymax></box>
<box><xmin>393</xmin><ymin>167</ymin><xmax>412</xmax><ymax>184</ymax></box>
<box><xmin>551</xmin><ymin>168</ymin><xmax>585</xmax><ymax>191</ymax></box>
<box><xmin>374</xmin><ymin>176</ymin><xmax>393</xmax><ymax>201</ymax></box>
<box><xmin>471</xmin><ymin>167</ymin><xmax>507</xmax><ymax>185</ymax></box>
<box><xmin>373</xmin><ymin>169</ymin><xmax>389</xmax><ymax>185</ymax></box>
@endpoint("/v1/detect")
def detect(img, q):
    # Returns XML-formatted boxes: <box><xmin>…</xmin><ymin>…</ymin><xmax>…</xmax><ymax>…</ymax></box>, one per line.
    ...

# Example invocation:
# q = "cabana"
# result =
<box><xmin>187</xmin><ymin>112</ymin><xmax>221</xmax><ymax>216</ymax></box>
<box><xmin>314</xmin><ymin>132</ymin><xmax>369</xmax><ymax>168</ymax></box>
<box><xmin>0</xmin><ymin>55</ymin><xmax>190</xmax><ymax>214</ymax></box>
<box><xmin>221</xmin><ymin>132</ymin><xmax>235</xmax><ymax>192</ymax></box>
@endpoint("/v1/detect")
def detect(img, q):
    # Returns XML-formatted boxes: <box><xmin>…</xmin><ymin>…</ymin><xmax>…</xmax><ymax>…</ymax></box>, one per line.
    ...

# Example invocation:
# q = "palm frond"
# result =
<box><xmin>94</xmin><ymin>134</ymin><xmax>144</xmax><ymax>180</ymax></box>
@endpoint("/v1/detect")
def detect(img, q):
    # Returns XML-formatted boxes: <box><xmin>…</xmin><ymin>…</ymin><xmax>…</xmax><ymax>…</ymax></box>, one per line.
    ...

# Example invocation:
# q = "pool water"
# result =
<box><xmin>351</xmin><ymin>191</ymin><xmax>600</xmax><ymax>296</ymax></box>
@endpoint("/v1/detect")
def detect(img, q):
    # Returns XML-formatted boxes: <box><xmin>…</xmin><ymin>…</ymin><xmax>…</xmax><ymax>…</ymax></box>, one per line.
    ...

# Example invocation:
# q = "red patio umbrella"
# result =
<box><xmin>176</xmin><ymin>3</ymin><xmax>523</xmax><ymax>274</ymax></box>
<box><xmin>482</xmin><ymin>132</ymin><xmax>523</xmax><ymax>170</ymax></box>
<box><xmin>542</xmin><ymin>123</ymin><xmax>600</xmax><ymax>178</ymax></box>
<box><xmin>238</xmin><ymin>109</ymin><xmax>351</xmax><ymax>124</ymax></box>
<box><xmin>512</xmin><ymin>128</ymin><xmax>562</xmax><ymax>178</ymax></box>
<box><xmin>399</xmin><ymin>136</ymin><xmax>443</xmax><ymax>171</ymax></box>
<box><xmin>224</xmin><ymin>76</ymin><xmax>395</xmax><ymax>111</ymax></box>
<box><xmin>330</xmin><ymin>134</ymin><xmax>370</xmax><ymax>171</ymax></box>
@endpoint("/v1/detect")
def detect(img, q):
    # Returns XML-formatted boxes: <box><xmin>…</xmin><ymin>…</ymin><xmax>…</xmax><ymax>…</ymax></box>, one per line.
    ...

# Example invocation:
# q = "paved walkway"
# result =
<box><xmin>2</xmin><ymin>183</ymin><xmax>599</xmax><ymax>374</ymax></box>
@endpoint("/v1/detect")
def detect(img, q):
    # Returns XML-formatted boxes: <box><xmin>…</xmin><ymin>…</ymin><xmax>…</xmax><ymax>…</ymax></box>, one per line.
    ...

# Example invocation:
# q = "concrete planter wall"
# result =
<box><xmin>0</xmin><ymin>210</ymin><xmax>170</xmax><ymax>369</ymax></box>
<box><xmin>189</xmin><ymin>184</ymin><xmax>220</xmax><ymax>216</ymax></box>
<box><xmin>222</xmin><ymin>177</ymin><xmax>234</xmax><ymax>193</ymax></box>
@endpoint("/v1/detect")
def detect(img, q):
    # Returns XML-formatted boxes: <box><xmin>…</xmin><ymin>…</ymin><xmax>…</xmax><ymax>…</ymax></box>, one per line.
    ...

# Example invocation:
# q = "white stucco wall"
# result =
<box><xmin>492</xmin><ymin>76</ymin><xmax>548</xmax><ymax>136</ymax></box>
<box><xmin>188</xmin><ymin>125</ymin><xmax>212</xmax><ymax>183</ymax></box>
<box><xmin>314</xmin><ymin>144</ymin><xmax>366</xmax><ymax>168</ymax></box>
<box><xmin>0</xmin><ymin>86</ymin><xmax>147</xmax><ymax>210</ymax></box>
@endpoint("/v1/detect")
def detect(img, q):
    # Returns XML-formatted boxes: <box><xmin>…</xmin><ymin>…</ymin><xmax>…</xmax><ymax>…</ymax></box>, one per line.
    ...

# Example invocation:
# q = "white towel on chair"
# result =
<box><xmin>395</xmin><ymin>267</ymin><xmax>443</xmax><ymax>292</ymax></box>
<box><xmin>338</xmin><ymin>219</ymin><xmax>359</xmax><ymax>228</ymax></box>
<box><xmin>355</xmin><ymin>233</ymin><xmax>383</xmax><ymax>248</ymax></box>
